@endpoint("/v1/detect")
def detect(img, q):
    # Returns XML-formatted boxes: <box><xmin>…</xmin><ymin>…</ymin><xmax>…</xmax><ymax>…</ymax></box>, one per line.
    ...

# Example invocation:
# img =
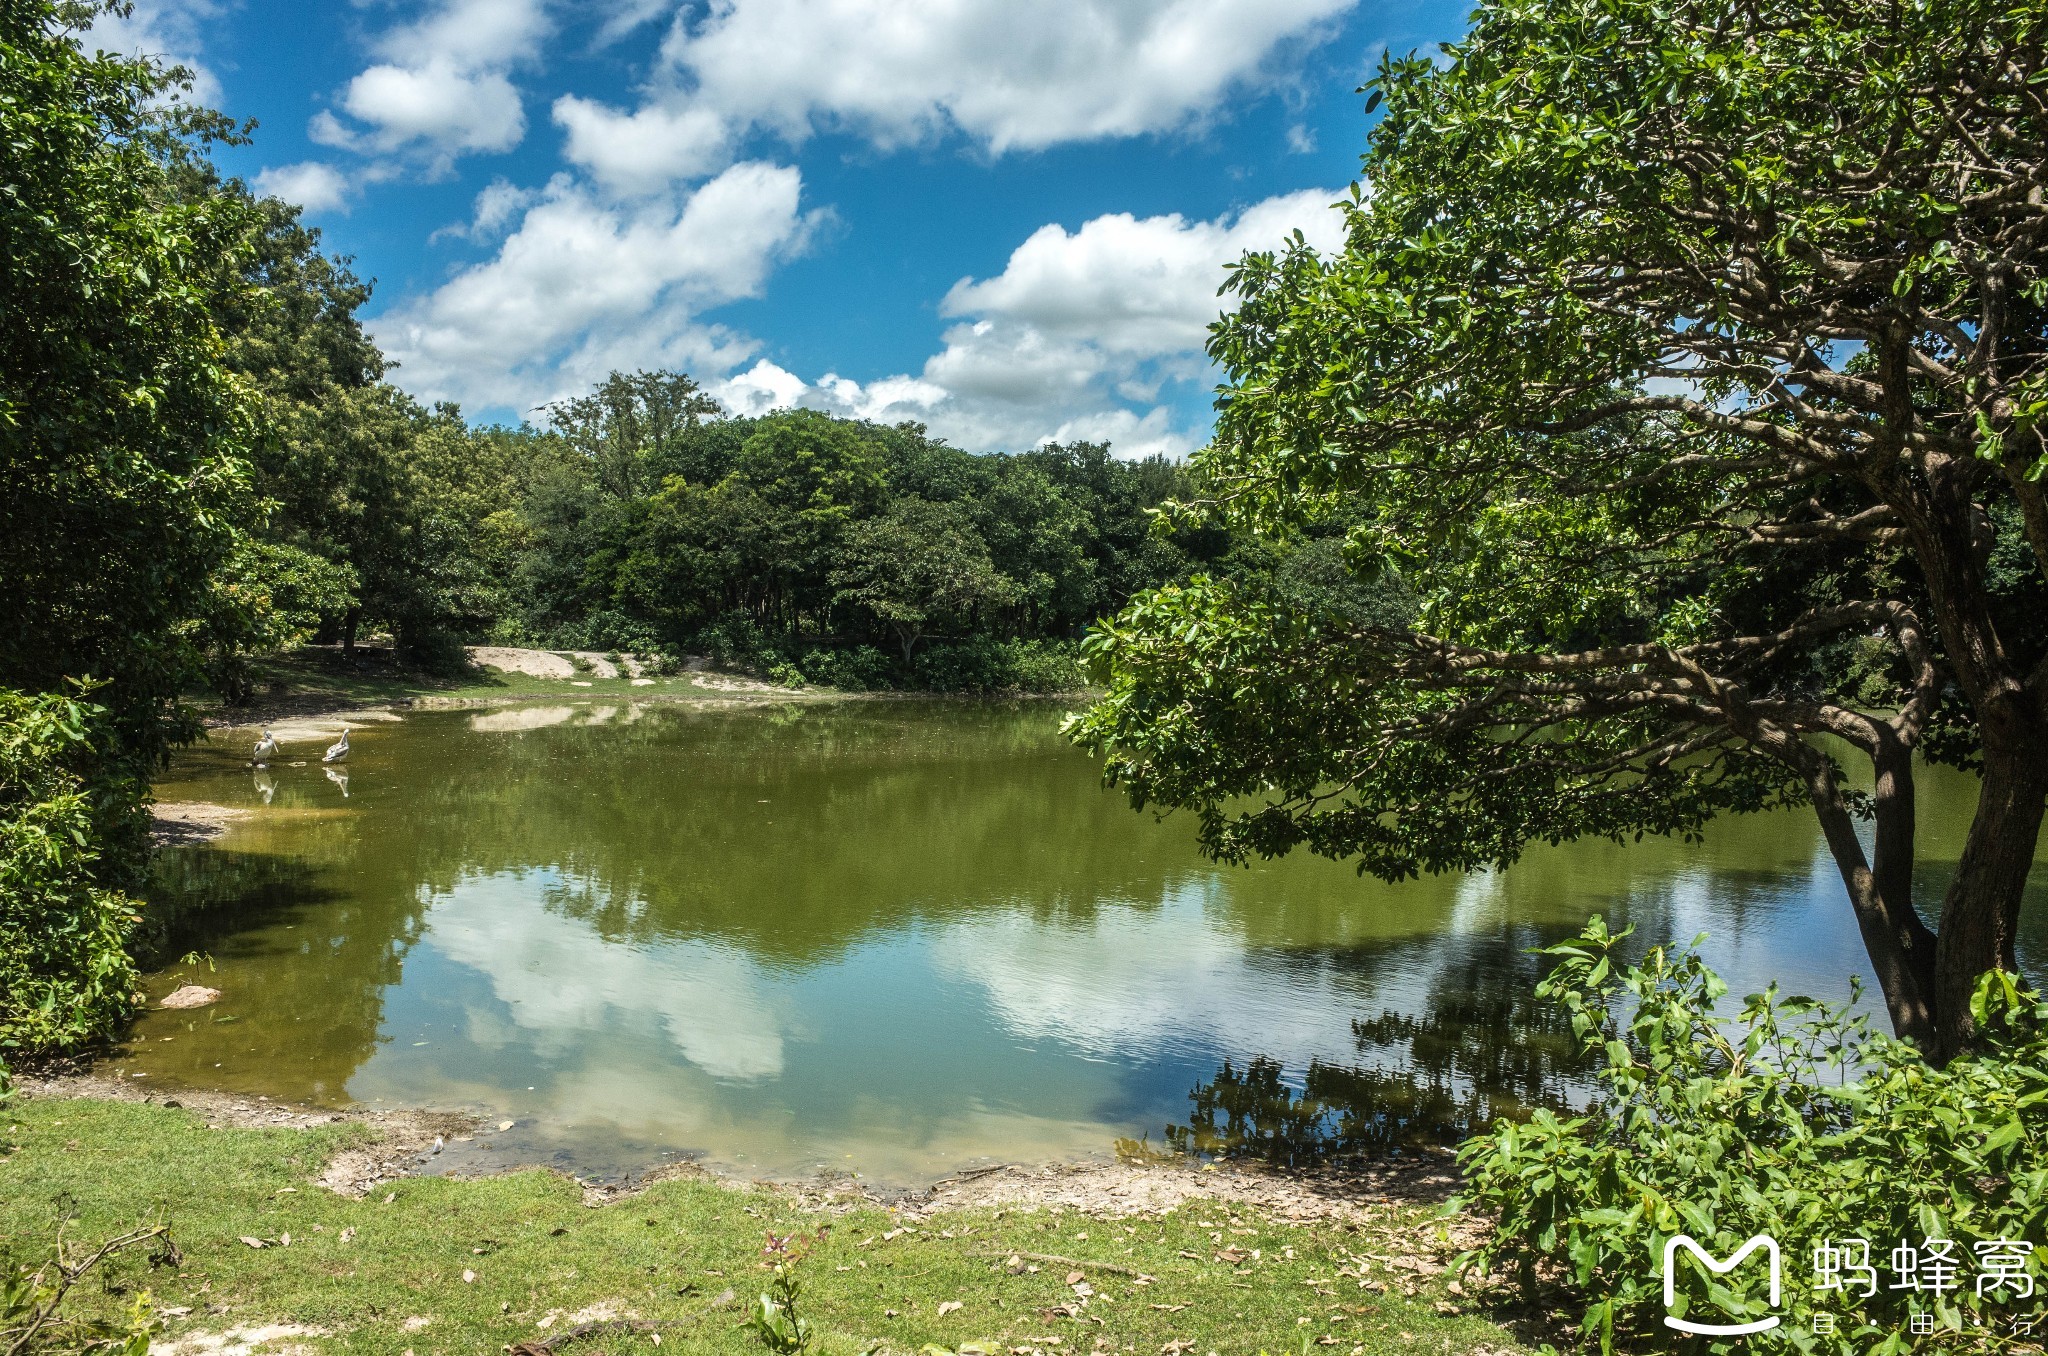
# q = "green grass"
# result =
<box><xmin>0</xmin><ymin>1097</ymin><xmax>1528</xmax><ymax>1355</ymax></box>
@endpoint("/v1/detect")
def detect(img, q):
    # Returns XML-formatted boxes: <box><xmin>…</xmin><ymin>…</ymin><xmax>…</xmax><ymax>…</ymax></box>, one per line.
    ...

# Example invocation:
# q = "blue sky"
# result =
<box><xmin>94</xmin><ymin>0</ymin><xmax>1470</xmax><ymax>455</ymax></box>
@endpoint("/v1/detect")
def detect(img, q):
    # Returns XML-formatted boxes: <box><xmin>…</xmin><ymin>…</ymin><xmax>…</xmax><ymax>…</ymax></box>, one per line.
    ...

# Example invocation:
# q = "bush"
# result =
<box><xmin>913</xmin><ymin>638</ymin><xmax>1084</xmax><ymax>694</ymax></box>
<box><xmin>1004</xmin><ymin>639</ymin><xmax>1086</xmax><ymax>693</ymax></box>
<box><xmin>799</xmin><ymin>646</ymin><xmax>892</xmax><ymax>692</ymax></box>
<box><xmin>1456</xmin><ymin>917</ymin><xmax>2048</xmax><ymax>1355</ymax></box>
<box><xmin>697</xmin><ymin>616</ymin><xmax>771</xmax><ymax>671</ymax></box>
<box><xmin>0</xmin><ymin>690</ymin><xmax>145</xmax><ymax>1064</ymax></box>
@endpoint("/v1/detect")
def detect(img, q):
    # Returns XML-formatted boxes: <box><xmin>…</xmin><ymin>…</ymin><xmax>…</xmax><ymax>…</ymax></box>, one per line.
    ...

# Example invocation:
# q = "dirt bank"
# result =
<box><xmin>20</xmin><ymin>1071</ymin><xmax>1461</xmax><ymax>1225</ymax></box>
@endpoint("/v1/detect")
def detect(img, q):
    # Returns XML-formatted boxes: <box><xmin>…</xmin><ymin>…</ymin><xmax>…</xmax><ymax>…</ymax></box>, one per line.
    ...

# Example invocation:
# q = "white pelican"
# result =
<box><xmin>252</xmin><ymin>729</ymin><xmax>279</xmax><ymax>765</ymax></box>
<box><xmin>322</xmin><ymin>728</ymin><xmax>350</xmax><ymax>763</ymax></box>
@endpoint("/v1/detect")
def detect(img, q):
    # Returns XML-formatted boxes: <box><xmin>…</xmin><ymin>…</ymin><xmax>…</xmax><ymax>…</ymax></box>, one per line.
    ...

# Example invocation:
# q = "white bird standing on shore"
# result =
<box><xmin>252</xmin><ymin>729</ymin><xmax>279</xmax><ymax>765</ymax></box>
<box><xmin>323</xmin><ymin>728</ymin><xmax>350</xmax><ymax>763</ymax></box>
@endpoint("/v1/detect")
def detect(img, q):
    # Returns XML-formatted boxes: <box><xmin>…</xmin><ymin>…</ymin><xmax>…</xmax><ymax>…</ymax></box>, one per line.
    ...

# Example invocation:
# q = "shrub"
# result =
<box><xmin>913</xmin><ymin>638</ymin><xmax>1084</xmax><ymax>694</ymax></box>
<box><xmin>1455</xmin><ymin>917</ymin><xmax>2048</xmax><ymax>1354</ymax></box>
<box><xmin>766</xmin><ymin>660</ymin><xmax>805</xmax><ymax>689</ymax></box>
<box><xmin>698</xmin><ymin>617</ymin><xmax>770</xmax><ymax>671</ymax></box>
<box><xmin>0</xmin><ymin>689</ymin><xmax>145</xmax><ymax>1063</ymax></box>
<box><xmin>798</xmin><ymin>646</ymin><xmax>892</xmax><ymax>692</ymax></box>
<box><xmin>1004</xmin><ymin>639</ymin><xmax>1085</xmax><ymax>693</ymax></box>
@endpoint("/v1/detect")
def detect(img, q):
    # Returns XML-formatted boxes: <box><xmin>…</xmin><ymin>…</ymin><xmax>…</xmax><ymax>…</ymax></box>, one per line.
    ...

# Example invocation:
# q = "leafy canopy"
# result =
<box><xmin>0</xmin><ymin>0</ymin><xmax>263</xmax><ymax>774</ymax></box>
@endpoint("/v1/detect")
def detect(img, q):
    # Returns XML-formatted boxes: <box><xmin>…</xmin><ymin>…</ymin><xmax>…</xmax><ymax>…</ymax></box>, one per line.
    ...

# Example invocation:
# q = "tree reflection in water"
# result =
<box><xmin>1161</xmin><ymin>937</ymin><xmax>1596</xmax><ymax>1167</ymax></box>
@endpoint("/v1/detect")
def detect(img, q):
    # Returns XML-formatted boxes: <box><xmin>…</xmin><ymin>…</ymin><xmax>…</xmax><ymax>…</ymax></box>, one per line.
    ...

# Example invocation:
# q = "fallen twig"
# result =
<box><xmin>934</xmin><ymin>1164</ymin><xmax>1012</xmax><ymax>1184</ymax></box>
<box><xmin>978</xmin><ymin>1251</ymin><xmax>1151</xmax><ymax>1278</ymax></box>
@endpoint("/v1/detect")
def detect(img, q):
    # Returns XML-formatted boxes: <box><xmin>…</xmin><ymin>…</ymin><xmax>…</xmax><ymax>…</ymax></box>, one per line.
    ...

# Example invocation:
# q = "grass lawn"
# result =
<box><xmin>0</xmin><ymin>1097</ymin><xmax>1529</xmax><ymax>1356</ymax></box>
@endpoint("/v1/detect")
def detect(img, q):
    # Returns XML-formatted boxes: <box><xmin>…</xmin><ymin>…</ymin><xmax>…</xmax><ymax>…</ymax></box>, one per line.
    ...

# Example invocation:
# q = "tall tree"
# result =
<box><xmin>546</xmin><ymin>370</ymin><xmax>723</xmax><ymax>502</ymax></box>
<box><xmin>1072</xmin><ymin>0</ymin><xmax>2048</xmax><ymax>1057</ymax></box>
<box><xmin>0</xmin><ymin>0</ymin><xmax>260</xmax><ymax>783</ymax></box>
<box><xmin>833</xmin><ymin>498</ymin><xmax>1019</xmax><ymax>661</ymax></box>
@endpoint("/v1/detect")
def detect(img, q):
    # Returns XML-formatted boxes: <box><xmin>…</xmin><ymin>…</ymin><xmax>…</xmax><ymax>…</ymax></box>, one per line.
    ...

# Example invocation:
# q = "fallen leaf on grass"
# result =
<box><xmin>1148</xmin><ymin>1304</ymin><xmax>1188</xmax><ymax>1313</ymax></box>
<box><xmin>161</xmin><ymin>1307</ymin><xmax>192</xmax><ymax>1318</ymax></box>
<box><xmin>462</xmin><ymin>1269</ymin><xmax>476</xmax><ymax>1284</ymax></box>
<box><xmin>937</xmin><ymin>1300</ymin><xmax>964</xmax><ymax>1316</ymax></box>
<box><xmin>280</xmin><ymin>1233</ymin><xmax>291</xmax><ymax>1247</ymax></box>
<box><xmin>339</xmin><ymin>1228</ymin><xmax>355</xmax><ymax>1244</ymax></box>
<box><xmin>1215</xmin><ymin>1247</ymin><xmax>1248</xmax><ymax>1264</ymax></box>
<box><xmin>238</xmin><ymin>1236</ymin><xmax>267</xmax><ymax>1249</ymax></box>
<box><xmin>1069</xmin><ymin>1283</ymin><xmax>1094</xmax><ymax>1299</ymax></box>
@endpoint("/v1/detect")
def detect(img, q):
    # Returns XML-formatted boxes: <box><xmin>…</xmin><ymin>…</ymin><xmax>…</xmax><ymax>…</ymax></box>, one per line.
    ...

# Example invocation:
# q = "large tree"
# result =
<box><xmin>0</xmin><ymin>0</ymin><xmax>260</xmax><ymax>787</ymax></box>
<box><xmin>833</xmin><ymin>497</ymin><xmax>1020</xmax><ymax>661</ymax></box>
<box><xmin>1071</xmin><ymin>0</ymin><xmax>2048</xmax><ymax>1057</ymax></box>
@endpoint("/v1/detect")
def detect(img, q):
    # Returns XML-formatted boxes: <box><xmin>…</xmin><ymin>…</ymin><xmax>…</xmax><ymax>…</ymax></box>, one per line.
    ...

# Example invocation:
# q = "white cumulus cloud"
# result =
<box><xmin>312</xmin><ymin>0</ymin><xmax>550</xmax><ymax>170</ymax></box>
<box><xmin>557</xmin><ymin>0</ymin><xmax>1355</xmax><ymax>190</ymax></box>
<box><xmin>371</xmin><ymin>162</ymin><xmax>820</xmax><ymax>411</ymax></box>
<box><xmin>552</xmin><ymin>97</ymin><xmax>732</xmax><ymax>196</ymax></box>
<box><xmin>664</xmin><ymin>0</ymin><xmax>1354</xmax><ymax>151</ymax></box>
<box><xmin>253</xmin><ymin>161</ymin><xmax>352</xmax><ymax>214</ymax></box>
<box><xmin>717</xmin><ymin>187</ymin><xmax>1347</xmax><ymax>457</ymax></box>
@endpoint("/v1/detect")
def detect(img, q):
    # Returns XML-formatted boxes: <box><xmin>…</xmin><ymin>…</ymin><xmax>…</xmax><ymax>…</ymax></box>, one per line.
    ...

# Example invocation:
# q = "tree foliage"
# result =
<box><xmin>1458</xmin><ymin>918</ymin><xmax>2048</xmax><ymax>1355</ymax></box>
<box><xmin>0</xmin><ymin>689</ymin><xmax>142</xmax><ymax>1061</ymax></box>
<box><xmin>1072</xmin><ymin>0</ymin><xmax>2048</xmax><ymax>1056</ymax></box>
<box><xmin>0</xmin><ymin>0</ymin><xmax>260</xmax><ymax>776</ymax></box>
<box><xmin>833</xmin><ymin>497</ymin><xmax>1021</xmax><ymax>660</ymax></box>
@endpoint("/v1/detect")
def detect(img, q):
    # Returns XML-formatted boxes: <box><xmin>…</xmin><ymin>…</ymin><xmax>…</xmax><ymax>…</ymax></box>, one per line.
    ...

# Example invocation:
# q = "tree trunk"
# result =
<box><xmin>1880</xmin><ymin>463</ymin><xmax>2047</xmax><ymax>1057</ymax></box>
<box><xmin>342</xmin><ymin>607</ymin><xmax>360</xmax><ymax>661</ymax></box>
<box><xmin>1807</xmin><ymin>750</ymin><xmax>1938</xmax><ymax>1051</ymax></box>
<box><xmin>1931</xmin><ymin>741</ymin><xmax>2048</xmax><ymax>1059</ymax></box>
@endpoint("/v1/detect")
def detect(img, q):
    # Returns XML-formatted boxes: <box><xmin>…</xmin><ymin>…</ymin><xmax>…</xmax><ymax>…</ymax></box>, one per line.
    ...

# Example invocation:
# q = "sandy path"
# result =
<box><xmin>466</xmin><ymin>646</ymin><xmax>577</xmax><ymax>679</ymax></box>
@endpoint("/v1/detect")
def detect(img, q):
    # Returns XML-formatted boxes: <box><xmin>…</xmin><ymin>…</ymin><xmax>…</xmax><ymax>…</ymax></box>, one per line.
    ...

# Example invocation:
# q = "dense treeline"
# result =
<box><xmin>190</xmin><ymin>165</ymin><xmax>1213</xmax><ymax>694</ymax></box>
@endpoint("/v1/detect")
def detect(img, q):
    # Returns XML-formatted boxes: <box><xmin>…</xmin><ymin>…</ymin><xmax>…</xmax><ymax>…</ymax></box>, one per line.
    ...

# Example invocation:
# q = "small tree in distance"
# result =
<box><xmin>1072</xmin><ymin>0</ymin><xmax>2048</xmax><ymax>1058</ymax></box>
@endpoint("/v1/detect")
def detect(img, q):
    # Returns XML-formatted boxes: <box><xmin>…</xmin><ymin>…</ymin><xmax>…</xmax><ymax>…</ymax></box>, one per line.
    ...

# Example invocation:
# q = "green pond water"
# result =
<box><xmin>133</xmin><ymin>699</ymin><xmax>2047</xmax><ymax>1185</ymax></box>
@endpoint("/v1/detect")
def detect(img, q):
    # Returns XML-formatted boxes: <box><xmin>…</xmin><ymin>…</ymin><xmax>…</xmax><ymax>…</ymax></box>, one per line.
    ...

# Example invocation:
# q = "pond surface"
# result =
<box><xmin>135</xmin><ymin>700</ymin><xmax>2047</xmax><ymax>1184</ymax></box>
